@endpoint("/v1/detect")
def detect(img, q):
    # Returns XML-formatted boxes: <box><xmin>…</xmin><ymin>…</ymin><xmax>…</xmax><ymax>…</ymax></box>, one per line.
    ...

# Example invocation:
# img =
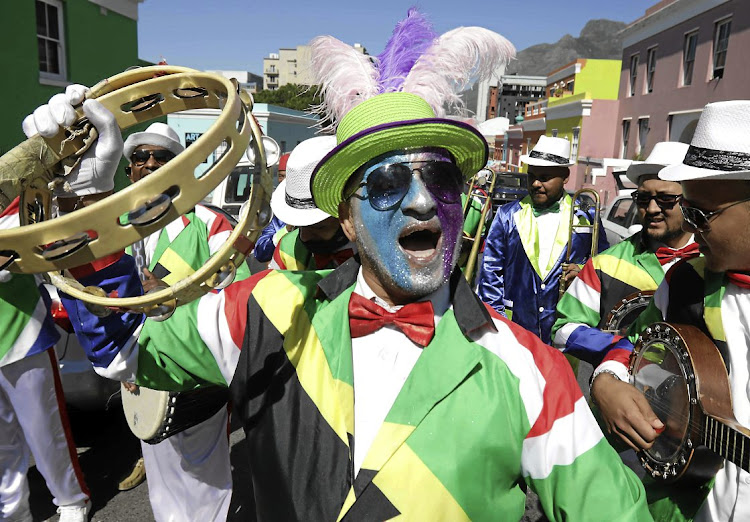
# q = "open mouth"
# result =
<box><xmin>398</xmin><ymin>226</ymin><xmax>442</xmax><ymax>262</ymax></box>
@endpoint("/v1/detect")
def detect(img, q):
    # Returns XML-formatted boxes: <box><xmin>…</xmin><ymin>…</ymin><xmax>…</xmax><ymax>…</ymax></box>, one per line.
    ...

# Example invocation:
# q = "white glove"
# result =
<box><xmin>22</xmin><ymin>84</ymin><xmax>123</xmax><ymax>196</ymax></box>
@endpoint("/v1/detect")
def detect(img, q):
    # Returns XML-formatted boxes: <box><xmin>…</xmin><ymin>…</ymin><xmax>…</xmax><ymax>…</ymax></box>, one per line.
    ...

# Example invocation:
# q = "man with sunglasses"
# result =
<box><xmin>478</xmin><ymin>135</ymin><xmax>609</xmax><ymax>346</ymax></box>
<box><xmin>268</xmin><ymin>136</ymin><xmax>356</xmax><ymax>271</ymax></box>
<box><xmin>552</xmin><ymin>142</ymin><xmax>697</xmax><ymax>367</ymax></box>
<box><xmin>117</xmin><ymin>121</ymin><xmax>246</xmax><ymax>521</ymax></box>
<box><xmin>590</xmin><ymin>101</ymin><xmax>750</xmax><ymax>521</ymax></box>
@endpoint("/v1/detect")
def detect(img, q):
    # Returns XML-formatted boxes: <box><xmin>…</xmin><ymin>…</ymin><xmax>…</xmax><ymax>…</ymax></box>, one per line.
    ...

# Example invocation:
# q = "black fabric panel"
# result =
<box><xmin>150</xmin><ymin>262</ymin><xmax>170</xmax><ymax>280</ymax></box>
<box><xmin>665</xmin><ymin>263</ymin><xmax>729</xmax><ymax>370</ymax></box>
<box><xmin>598</xmin><ymin>270</ymin><xmax>641</xmax><ymax>329</ymax></box>
<box><xmin>354</xmin><ymin>468</ymin><xmax>377</xmax><ymax>496</ymax></box>
<box><xmin>230</xmin><ymin>295</ymin><xmax>352</xmax><ymax>522</ymax></box>
<box><xmin>341</xmin><ymin>482</ymin><xmax>400</xmax><ymax>522</ymax></box>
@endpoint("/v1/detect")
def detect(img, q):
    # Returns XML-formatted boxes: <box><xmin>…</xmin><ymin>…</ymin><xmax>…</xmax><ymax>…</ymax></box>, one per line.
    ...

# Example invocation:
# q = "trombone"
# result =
<box><xmin>462</xmin><ymin>168</ymin><xmax>496</xmax><ymax>284</ymax></box>
<box><xmin>559</xmin><ymin>188</ymin><xmax>601</xmax><ymax>300</ymax></box>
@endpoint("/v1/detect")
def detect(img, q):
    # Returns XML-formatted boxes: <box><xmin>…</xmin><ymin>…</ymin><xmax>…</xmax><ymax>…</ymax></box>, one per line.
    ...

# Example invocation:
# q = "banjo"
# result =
<box><xmin>629</xmin><ymin>322</ymin><xmax>750</xmax><ymax>482</ymax></box>
<box><xmin>604</xmin><ymin>290</ymin><xmax>654</xmax><ymax>333</ymax></box>
<box><xmin>121</xmin><ymin>383</ymin><xmax>229</xmax><ymax>444</ymax></box>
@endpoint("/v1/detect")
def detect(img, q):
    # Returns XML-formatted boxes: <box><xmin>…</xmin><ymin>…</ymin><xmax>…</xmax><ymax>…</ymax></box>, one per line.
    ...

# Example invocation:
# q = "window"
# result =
<box><xmin>571</xmin><ymin>128</ymin><xmax>580</xmax><ymax>161</ymax></box>
<box><xmin>621</xmin><ymin>120</ymin><xmax>631</xmax><ymax>159</ymax></box>
<box><xmin>638</xmin><ymin>118</ymin><xmax>649</xmax><ymax>154</ymax></box>
<box><xmin>713</xmin><ymin>18</ymin><xmax>731</xmax><ymax>79</ymax></box>
<box><xmin>36</xmin><ymin>0</ymin><xmax>66</xmax><ymax>80</ymax></box>
<box><xmin>566</xmin><ymin>80</ymin><xmax>574</xmax><ymax>93</ymax></box>
<box><xmin>607</xmin><ymin>198</ymin><xmax>635</xmax><ymax>228</ymax></box>
<box><xmin>646</xmin><ymin>48</ymin><xmax>657</xmax><ymax>93</ymax></box>
<box><xmin>629</xmin><ymin>55</ymin><xmax>639</xmax><ymax>96</ymax></box>
<box><xmin>682</xmin><ymin>32</ymin><xmax>698</xmax><ymax>86</ymax></box>
<box><xmin>551</xmin><ymin>129</ymin><xmax>558</xmax><ymax>137</ymax></box>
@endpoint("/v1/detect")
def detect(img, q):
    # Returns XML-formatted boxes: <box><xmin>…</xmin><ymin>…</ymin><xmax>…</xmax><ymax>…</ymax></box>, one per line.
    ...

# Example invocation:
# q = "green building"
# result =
<box><xmin>1</xmin><ymin>0</ymin><xmax>144</xmax><ymax>156</ymax></box>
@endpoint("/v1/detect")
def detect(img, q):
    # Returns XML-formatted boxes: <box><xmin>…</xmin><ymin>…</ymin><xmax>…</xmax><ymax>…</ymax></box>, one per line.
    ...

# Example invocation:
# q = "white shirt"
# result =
<box><xmin>696</xmin><ymin>284</ymin><xmax>750</xmax><ymax>521</ymax></box>
<box><xmin>350</xmin><ymin>270</ymin><xmax>450</xmax><ymax>477</ymax></box>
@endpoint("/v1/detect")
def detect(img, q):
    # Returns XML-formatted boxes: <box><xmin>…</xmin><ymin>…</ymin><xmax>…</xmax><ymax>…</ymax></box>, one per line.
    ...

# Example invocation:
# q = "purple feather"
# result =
<box><xmin>376</xmin><ymin>8</ymin><xmax>438</xmax><ymax>93</ymax></box>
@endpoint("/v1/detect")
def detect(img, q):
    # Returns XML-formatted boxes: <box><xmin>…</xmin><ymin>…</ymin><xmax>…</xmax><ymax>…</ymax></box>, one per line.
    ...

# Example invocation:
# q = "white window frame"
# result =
<box><xmin>571</xmin><ymin>127</ymin><xmax>580</xmax><ymax>161</ymax></box>
<box><xmin>712</xmin><ymin>17</ymin><xmax>732</xmax><ymax>80</ymax></box>
<box><xmin>621</xmin><ymin>120</ymin><xmax>631</xmax><ymax>159</ymax></box>
<box><xmin>37</xmin><ymin>0</ymin><xmax>67</xmax><ymax>82</ymax></box>
<box><xmin>629</xmin><ymin>54</ymin><xmax>639</xmax><ymax>96</ymax></box>
<box><xmin>638</xmin><ymin>117</ymin><xmax>650</xmax><ymax>155</ymax></box>
<box><xmin>645</xmin><ymin>47</ymin><xmax>657</xmax><ymax>93</ymax></box>
<box><xmin>682</xmin><ymin>31</ymin><xmax>698</xmax><ymax>86</ymax></box>
<box><xmin>551</xmin><ymin>129</ymin><xmax>558</xmax><ymax>137</ymax></box>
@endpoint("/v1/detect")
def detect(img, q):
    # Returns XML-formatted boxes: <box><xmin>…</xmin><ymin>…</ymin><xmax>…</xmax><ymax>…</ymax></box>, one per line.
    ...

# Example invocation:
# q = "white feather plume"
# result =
<box><xmin>309</xmin><ymin>36</ymin><xmax>380</xmax><ymax>128</ymax></box>
<box><xmin>401</xmin><ymin>27</ymin><xmax>516</xmax><ymax>117</ymax></box>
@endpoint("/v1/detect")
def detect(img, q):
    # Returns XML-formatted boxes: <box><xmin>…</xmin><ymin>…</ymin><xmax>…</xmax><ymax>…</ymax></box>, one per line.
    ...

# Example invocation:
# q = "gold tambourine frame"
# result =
<box><xmin>0</xmin><ymin>66</ymin><xmax>272</xmax><ymax>316</ymax></box>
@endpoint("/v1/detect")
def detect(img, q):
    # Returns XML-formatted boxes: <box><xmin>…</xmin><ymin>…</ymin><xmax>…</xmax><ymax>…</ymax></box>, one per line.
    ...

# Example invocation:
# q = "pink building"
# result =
<box><xmin>617</xmin><ymin>0</ymin><xmax>750</xmax><ymax>159</ymax></box>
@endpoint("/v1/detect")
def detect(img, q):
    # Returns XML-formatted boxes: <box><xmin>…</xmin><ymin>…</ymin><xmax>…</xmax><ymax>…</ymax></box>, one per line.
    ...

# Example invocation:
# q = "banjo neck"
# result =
<box><xmin>703</xmin><ymin>415</ymin><xmax>750</xmax><ymax>474</ymax></box>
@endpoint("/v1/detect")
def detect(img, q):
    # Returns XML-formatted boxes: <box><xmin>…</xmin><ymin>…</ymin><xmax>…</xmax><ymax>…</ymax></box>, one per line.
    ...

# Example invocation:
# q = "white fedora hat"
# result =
<box><xmin>520</xmin><ymin>135</ymin><xmax>574</xmax><ymax>167</ymax></box>
<box><xmin>270</xmin><ymin>136</ymin><xmax>337</xmax><ymax>227</ymax></box>
<box><xmin>123</xmin><ymin>122</ymin><xmax>185</xmax><ymax>160</ymax></box>
<box><xmin>625</xmin><ymin>141</ymin><xmax>689</xmax><ymax>185</ymax></box>
<box><xmin>661</xmin><ymin>100</ymin><xmax>750</xmax><ymax>181</ymax></box>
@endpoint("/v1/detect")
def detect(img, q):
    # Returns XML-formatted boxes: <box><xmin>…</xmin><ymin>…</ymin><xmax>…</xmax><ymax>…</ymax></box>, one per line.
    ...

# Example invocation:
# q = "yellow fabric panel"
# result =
<box><xmin>593</xmin><ymin>254</ymin><xmax>658</xmax><ymax>291</ymax></box>
<box><xmin>253</xmin><ymin>271</ymin><xmax>354</xmax><ymax>444</ymax></box>
<box><xmin>372</xmin><ymin>443</ymin><xmax>470</xmax><ymax>521</ymax></box>
<box><xmin>704</xmin><ymin>306</ymin><xmax>726</xmax><ymax>342</ymax></box>
<box><xmin>361</xmin><ymin>422</ymin><xmax>416</xmax><ymax>471</ymax></box>
<box><xmin>158</xmin><ymin>247</ymin><xmax>196</xmax><ymax>286</ymax></box>
<box><xmin>280</xmin><ymin>248</ymin><xmax>306</xmax><ymax>271</ymax></box>
<box><xmin>336</xmin><ymin>487</ymin><xmax>357</xmax><ymax>522</ymax></box>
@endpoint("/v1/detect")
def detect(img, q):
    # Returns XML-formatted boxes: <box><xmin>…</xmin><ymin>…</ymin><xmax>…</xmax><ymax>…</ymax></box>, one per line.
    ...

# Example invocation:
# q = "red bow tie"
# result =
<box><xmin>655</xmin><ymin>243</ymin><xmax>700</xmax><ymax>265</ymax></box>
<box><xmin>728</xmin><ymin>272</ymin><xmax>750</xmax><ymax>290</ymax></box>
<box><xmin>348</xmin><ymin>292</ymin><xmax>435</xmax><ymax>347</ymax></box>
<box><xmin>314</xmin><ymin>248</ymin><xmax>354</xmax><ymax>270</ymax></box>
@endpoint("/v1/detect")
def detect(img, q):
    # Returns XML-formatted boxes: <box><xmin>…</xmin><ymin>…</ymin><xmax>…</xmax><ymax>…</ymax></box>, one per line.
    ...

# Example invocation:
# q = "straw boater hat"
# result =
<box><xmin>307</xmin><ymin>8</ymin><xmax>516</xmax><ymax>217</ymax></box>
<box><xmin>270</xmin><ymin>136</ymin><xmax>336</xmax><ymax>227</ymax></box>
<box><xmin>519</xmin><ymin>135</ymin><xmax>575</xmax><ymax>167</ymax></box>
<box><xmin>661</xmin><ymin>100</ymin><xmax>750</xmax><ymax>181</ymax></box>
<box><xmin>625</xmin><ymin>141</ymin><xmax>690</xmax><ymax>185</ymax></box>
<box><xmin>123</xmin><ymin>122</ymin><xmax>184</xmax><ymax>160</ymax></box>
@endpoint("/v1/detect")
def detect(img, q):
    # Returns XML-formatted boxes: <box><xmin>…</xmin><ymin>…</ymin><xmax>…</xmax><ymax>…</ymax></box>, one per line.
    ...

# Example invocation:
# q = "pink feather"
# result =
<box><xmin>309</xmin><ymin>36</ymin><xmax>379</xmax><ymax>128</ymax></box>
<box><xmin>402</xmin><ymin>27</ymin><xmax>516</xmax><ymax>117</ymax></box>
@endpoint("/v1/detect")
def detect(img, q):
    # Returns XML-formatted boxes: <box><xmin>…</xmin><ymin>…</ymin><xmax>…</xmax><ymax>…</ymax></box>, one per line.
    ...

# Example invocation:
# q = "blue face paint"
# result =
<box><xmin>350</xmin><ymin>150</ymin><xmax>464</xmax><ymax>299</ymax></box>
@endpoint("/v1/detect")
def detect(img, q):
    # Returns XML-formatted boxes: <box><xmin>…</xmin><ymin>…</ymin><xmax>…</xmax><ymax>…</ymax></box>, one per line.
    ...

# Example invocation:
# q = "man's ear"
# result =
<box><xmin>339</xmin><ymin>201</ymin><xmax>357</xmax><ymax>243</ymax></box>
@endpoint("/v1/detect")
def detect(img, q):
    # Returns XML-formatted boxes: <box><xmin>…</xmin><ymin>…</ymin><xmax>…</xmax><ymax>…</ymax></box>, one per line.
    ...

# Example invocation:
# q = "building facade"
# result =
<box><xmin>616</xmin><ymin>0</ymin><xmax>750</xmax><ymax>159</ymax></box>
<box><xmin>2</xmin><ymin>0</ymin><xmax>143</xmax><ymax>156</ymax></box>
<box><xmin>496</xmin><ymin>75</ymin><xmax>547</xmax><ymax>122</ymax></box>
<box><xmin>206</xmin><ymin>70</ymin><xmax>263</xmax><ymax>94</ymax></box>
<box><xmin>263</xmin><ymin>44</ymin><xmax>366</xmax><ymax>91</ymax></box>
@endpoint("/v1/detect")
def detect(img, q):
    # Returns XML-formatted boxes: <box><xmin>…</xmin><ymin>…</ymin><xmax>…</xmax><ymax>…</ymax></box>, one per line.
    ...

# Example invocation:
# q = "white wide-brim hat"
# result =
<box><xmin>625</xmin><ymin>141</ymin><xmax>689</xmax><ymax>185</ymax></box>
<box><xmin>661</xmin><ymin>100</ymin><xmax>750</xmax><ymax>181</ymax></box>
<box><xmin>123</xmin><ymin>122</ymin><xmax>185</xmax><ymax>160</ymax></box>
<box><xmin>270</xmin><ymin>136</ymin><xmax>337</xmax><ymax>227</ymax></box>
<box><xmin>520</xmin><ymin>135</ymin><xmax>574</xmax><ymax>167</ymax></box>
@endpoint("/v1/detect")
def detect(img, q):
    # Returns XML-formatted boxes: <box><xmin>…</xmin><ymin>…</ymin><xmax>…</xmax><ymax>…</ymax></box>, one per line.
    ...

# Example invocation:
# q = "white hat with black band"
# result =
<box><xmin>660</xmin><ymin>100</ymin><xmax>750</xmax><ymax>181</ymax></box>
<box><xmin>520</xmin><ymin>135</ymin><xmax>575</xmax><ymax>167</ymax></box>
<box><xmin>625</xmin><ymin>141</ymin><xmax>689</xmax><ymax>185</ymax></box>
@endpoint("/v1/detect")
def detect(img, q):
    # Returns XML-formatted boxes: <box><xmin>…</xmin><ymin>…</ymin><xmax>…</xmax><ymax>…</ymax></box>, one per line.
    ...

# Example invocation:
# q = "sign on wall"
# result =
<box><xmin>185</xmin><ymin>132</ymin><xmax>206</xmax><ymax>163</ymax></box>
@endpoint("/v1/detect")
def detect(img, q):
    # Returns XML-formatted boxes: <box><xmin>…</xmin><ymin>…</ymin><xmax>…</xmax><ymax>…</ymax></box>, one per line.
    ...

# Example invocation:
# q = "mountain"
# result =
<box><xmin>506</xmin><ymin>19</ymin><xmax>627</xmax><ymax>76</ymax></box>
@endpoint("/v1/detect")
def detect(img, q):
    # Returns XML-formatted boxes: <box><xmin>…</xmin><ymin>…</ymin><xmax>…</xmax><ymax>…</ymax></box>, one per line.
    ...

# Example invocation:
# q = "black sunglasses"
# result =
<box><xmin>631</xmin><ymin>191</ymin><xmax>682</xmax><ymax>209</ymax></box>
<box><xmin>131</xmin><ymin>149</ymin><xmax>176</xmax><ymax>166</ymax></box>
<box><xmin>679</xmin><ymin>196</ymin><xmax>750</xmax><ymax>232</ymax></box>
<box><xmin>349</xmin><ymin>161</ymin><xmax>463</xmax><ymax>211</ymax></box>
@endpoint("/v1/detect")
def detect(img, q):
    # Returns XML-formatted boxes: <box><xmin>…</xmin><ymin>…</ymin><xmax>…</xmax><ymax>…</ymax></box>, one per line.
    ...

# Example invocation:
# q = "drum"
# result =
<box><xmin>121</xmin><ymin>383</ymin><xmax>229</xmax><ymax>444</ymax></box>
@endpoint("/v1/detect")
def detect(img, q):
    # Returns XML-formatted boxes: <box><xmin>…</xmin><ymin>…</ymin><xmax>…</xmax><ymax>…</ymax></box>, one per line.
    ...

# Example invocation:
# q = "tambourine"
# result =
<box><xmin>0</xmin><ymin>65</ymin><xmax>272</xmax><ymax>318</ymax></box>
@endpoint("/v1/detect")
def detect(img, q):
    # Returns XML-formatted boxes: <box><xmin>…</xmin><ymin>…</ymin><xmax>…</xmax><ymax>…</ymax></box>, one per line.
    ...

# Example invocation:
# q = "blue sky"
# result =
<box><xmin>137</xmin><ymin>0</ymin><xmax>657</xmax><ymax>73</ymax></box>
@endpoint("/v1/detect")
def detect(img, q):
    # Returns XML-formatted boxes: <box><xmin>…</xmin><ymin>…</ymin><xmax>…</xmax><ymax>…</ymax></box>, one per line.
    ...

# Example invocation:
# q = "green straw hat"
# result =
<box><xmin>311</xmin><ymin>92</ymin><xmax>488</xmax><ymax>217</ymax></box>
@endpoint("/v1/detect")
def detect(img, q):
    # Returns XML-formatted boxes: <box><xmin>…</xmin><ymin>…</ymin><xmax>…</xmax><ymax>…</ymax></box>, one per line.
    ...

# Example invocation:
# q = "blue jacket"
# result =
<box><xmin>254</xmin><ymin>215</ymin><xmax>286</xmax><ymax>263</ymax></box>
<box><xmin>477</xmin><ymin>194</ymin><xmax>609</xmax><ymax>344</ymax></box>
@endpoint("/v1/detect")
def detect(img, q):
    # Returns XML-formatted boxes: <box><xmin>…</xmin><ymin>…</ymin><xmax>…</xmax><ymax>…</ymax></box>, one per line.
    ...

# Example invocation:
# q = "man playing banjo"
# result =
<box><xmin>591</xmin><ymin>100</ymin><xmax>750</xmax><ymax>521</ymax></box>
<box><xmin>25</xmin><ymin>11</ymin><xmax>652</xmax><ymax>521</ymax></box>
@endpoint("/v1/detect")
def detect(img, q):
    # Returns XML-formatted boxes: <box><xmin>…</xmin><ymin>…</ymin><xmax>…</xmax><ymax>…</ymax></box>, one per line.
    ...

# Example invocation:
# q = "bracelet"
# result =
<box><xmin>589</xmin><ymin>370</ymin><xmax>622</xmax><ymax>406</ymax></box>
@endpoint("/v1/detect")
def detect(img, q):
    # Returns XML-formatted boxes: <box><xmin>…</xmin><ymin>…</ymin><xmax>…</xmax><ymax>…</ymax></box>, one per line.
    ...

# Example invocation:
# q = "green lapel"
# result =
<box><xmin>634</xmin><ymin>240</ymin><xmax>665</xmax><ymax>288</ymax></box>
<box><xmin>351</xmin><ymin>309</ymin><xmax>482</xmax><ymax>497</ymax></box>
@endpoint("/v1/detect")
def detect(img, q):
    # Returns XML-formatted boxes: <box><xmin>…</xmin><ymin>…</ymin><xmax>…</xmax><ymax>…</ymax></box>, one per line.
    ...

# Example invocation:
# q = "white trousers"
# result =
<box><xmin>0</xmin><ymin>349</ymin><xmax>89</xmax><ymax>521</ymax></box>
<box><xmin>141</xmin><ymin>406</ymin><xmax>232</xmax><ymax>522</ymax></box>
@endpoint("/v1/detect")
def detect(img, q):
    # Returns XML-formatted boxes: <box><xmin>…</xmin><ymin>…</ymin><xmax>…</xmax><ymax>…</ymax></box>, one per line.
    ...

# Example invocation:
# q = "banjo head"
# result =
<box><xmin>630</xmin><ymin>323</ymin><xmax>696</xmax><ymax>480</ymax></box>
<box><xmin>605</xmin><ymin>290</ymin><xmax>654</xmax><ymax>332</ymax></box>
